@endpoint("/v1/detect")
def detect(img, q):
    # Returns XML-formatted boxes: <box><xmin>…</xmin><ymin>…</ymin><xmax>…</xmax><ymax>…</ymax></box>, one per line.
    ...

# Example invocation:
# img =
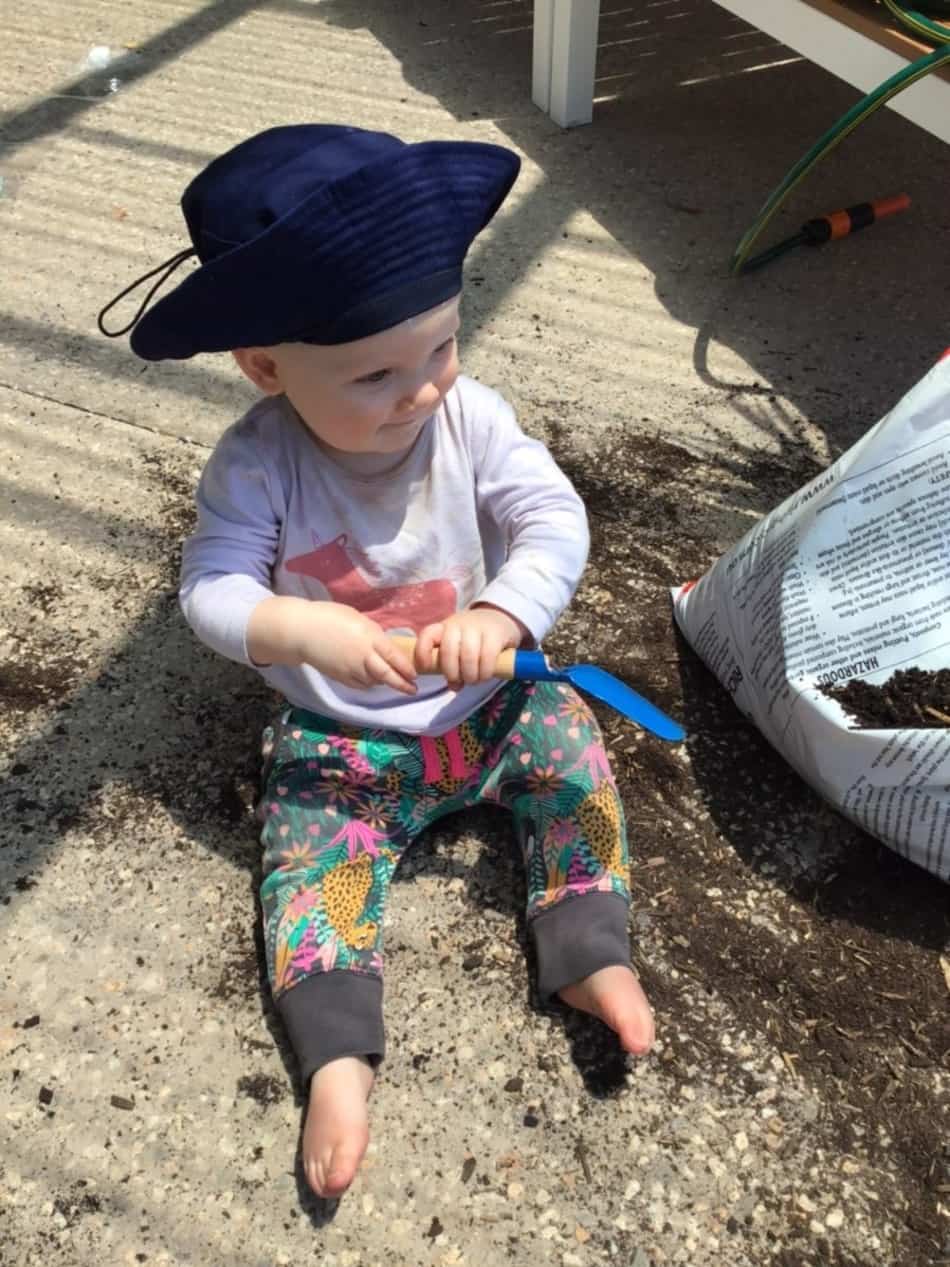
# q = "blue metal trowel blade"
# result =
<box><xmin>513</xmin><ymin>652</ymin><xmax>685</xmax><ymax>742</ymax></box>
<box><xmin>563</xmin><ymin>665</ymin><xmax>685</xmax><ymax>742</ymax></box>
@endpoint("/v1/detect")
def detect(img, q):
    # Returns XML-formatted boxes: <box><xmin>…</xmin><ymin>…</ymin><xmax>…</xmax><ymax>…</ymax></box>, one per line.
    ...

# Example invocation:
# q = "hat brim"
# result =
<box><xmin>130</xmin><ymin>140</ymin><xmax>519</xmax><ymax>360</ymax></box>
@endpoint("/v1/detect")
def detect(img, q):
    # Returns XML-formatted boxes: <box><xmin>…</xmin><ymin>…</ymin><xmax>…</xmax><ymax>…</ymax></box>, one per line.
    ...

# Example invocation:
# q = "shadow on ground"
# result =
<box><xmin>317</xmin><ymin>0</ymin><xmax>950</xmax><ymax>458</ymax></box>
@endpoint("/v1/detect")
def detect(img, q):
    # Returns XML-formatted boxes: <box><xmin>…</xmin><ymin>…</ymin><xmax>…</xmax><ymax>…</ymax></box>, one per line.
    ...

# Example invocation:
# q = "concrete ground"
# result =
<box><xmin>1</xmin><ymin>2</ymin><xmax>948</xmax><ymax>1265</ymax></box>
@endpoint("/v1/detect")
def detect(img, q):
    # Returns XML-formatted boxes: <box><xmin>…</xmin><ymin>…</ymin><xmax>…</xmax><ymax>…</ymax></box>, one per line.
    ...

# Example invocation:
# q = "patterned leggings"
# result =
<box><xmin>258</xmin><ymin>679</ymin><xmax>632</xmax><ymax>1084</ymax></box>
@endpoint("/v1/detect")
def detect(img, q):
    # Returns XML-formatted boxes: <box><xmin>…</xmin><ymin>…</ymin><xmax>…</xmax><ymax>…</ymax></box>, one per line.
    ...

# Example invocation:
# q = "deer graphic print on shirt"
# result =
<box><xmin>285</xmin><ymin>532</ymin><xmax>461</xmax><ymax>631</ymax></box>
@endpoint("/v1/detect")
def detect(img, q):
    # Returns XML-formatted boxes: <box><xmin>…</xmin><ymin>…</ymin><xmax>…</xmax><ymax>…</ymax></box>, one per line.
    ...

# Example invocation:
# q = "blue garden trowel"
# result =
<box><xmin>509</xmin><ymin>649</ymin><xmax>685</xmax><ymax>742</ymax></box>
<box><xmin>391</xmin><ymin>638</ymin><xmax>685</xmax><ymax>742</ymax></box>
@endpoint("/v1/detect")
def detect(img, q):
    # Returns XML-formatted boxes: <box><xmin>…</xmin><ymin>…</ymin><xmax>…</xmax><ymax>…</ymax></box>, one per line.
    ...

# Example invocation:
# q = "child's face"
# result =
<box><xmin>234</xmin><ymin>296</ymin><xmax>461</xmax><ymax>454</ymax></box>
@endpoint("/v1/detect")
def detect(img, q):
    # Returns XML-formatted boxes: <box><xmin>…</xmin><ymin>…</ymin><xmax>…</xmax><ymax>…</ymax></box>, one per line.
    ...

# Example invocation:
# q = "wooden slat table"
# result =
<box><xmin>532</xmin><ymin>0</ymin><xmax>950</xmax><ymax>139</ymax></box>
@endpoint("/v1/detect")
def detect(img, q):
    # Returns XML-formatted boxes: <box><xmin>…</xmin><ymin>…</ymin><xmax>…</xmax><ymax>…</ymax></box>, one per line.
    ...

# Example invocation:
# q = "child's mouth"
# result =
<box><xmin>384</xmin><ymin>414</ymin><xmax>425</xmax><ymax>430</ymax></box>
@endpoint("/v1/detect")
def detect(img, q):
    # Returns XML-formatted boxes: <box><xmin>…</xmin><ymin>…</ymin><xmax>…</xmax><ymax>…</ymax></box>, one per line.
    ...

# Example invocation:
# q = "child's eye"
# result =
<box><xmin>355</xmin><ymin>336</ymin><xmax>454</xmax><ymax>385</ymax></box>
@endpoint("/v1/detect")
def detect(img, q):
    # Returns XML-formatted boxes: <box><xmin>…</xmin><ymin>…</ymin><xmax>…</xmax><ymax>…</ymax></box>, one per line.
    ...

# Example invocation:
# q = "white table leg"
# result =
<box><xmin>533</xmin><ymin>0</ymin><xmax>601</xmax><ymax>128</ymax></box>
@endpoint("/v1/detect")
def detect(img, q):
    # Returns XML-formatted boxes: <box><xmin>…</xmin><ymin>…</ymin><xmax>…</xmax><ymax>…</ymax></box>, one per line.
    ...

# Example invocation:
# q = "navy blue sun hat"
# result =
<box><xmin>98</xmin><ymin>124</ymin><xmax>520</xmax><ymax>360</ymax></box>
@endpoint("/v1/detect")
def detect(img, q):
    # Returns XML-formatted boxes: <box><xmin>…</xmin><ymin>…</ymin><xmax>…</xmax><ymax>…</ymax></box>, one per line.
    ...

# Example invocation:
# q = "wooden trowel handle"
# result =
<box><xmin>389</xmin><ymin>635</ymin><xmax>518</xmax><ymax>680</ymax></box>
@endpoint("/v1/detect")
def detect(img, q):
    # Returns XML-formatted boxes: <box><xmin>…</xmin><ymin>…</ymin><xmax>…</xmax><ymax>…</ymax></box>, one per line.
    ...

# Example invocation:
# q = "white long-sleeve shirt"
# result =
<box><xmin>180</xmin><ymin>374</ymin><xmax>589</xmax><ymax>735</ymax></box>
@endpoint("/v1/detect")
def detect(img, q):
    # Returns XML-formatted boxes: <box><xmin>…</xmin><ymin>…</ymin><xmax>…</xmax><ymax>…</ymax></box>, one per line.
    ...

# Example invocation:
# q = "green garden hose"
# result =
<box><xmin>884</xmin><ymin>0</ymin><xmax>950</xmax><ymax>40</ymax></box>
<box><xmin>731</xmin><ymin>1</ymin><xmax>950</xmax><ymax>275</ymax></box>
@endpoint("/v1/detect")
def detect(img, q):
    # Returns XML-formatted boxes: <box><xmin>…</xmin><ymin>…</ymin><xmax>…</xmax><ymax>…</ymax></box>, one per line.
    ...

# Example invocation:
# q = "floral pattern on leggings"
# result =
<box><xmin>258</xmin><ymin>680</ymin><xmax>629</xmax><ymax>999</ymax></box>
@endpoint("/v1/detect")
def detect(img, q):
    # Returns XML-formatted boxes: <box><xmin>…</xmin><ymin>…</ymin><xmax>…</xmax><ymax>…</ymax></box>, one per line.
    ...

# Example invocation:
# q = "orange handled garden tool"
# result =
<box><xmin>740</xmin><ymin>193</ymin><xmax>911</xmax><ymax>274</ymax></box>
<box><xmin>389</xmin><ymin>636</ymin><xmax>685</xmax><ymax>742</ymax></box>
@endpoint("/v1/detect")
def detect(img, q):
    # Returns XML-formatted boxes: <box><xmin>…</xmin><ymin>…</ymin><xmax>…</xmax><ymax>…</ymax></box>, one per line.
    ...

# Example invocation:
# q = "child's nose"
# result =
<box><xmin>398</xmin><ymin>378</ymin><xmax>440</xmax><ymax>416</ymax></box>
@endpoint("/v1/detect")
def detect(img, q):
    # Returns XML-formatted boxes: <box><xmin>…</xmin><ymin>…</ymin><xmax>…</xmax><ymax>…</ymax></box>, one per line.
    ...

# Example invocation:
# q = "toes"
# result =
<box><xmin>305</xmin><ymin>1157</ymin><xmax>327</xmax><ymax>1198</ymax></box>
<box><xmin>304</xmin><ymin>1131</ymin><xmax>368</xmax><ymax>1199</ymax></box>
<box><xmin>305</xmin><ymin>1156</ymin><xmax>351</xmax><ymax>1200</ymax></box>
<box><xmin>613</xmin><ymin>995</ymin><xmax>655</xmax><ymax>1056</ymax></box>
<box><xmin>323</xmin><ymin>1173</ymin><xmax>351</xmax><ymax>1198</ymax></box>
<box><xmin>620</xmin><ymin>1018</ymin><xmax>655</xmax><ymax>1056</ymax></box>
<box><xmin>323</xmin><ymin>1143</ymin><xmax>364</xmax><ymax>1197</ymax></box>
<box><xmin>303</xmin><ymin>1150</ymin><xmax>349</xmax><ymax>1199</ymax></box>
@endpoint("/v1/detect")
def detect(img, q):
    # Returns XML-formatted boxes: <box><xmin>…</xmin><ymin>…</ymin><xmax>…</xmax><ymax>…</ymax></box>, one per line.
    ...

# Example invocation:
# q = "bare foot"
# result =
<box><xmin>302</xmin><ymin>1055</ymin><xmax>375</xmax><ymax>1198</ymax></box>
<box><xmin>558</xmin><ymin>964</ymin><xmax>655</xmax><ymax>1056</ymax></box>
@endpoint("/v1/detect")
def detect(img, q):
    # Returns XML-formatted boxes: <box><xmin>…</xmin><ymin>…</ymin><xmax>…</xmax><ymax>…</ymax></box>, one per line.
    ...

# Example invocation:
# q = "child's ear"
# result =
<box><xmin>232</xmin><ymin>347</ymin><xmax>283</xmax><ymax>395</ymax></box>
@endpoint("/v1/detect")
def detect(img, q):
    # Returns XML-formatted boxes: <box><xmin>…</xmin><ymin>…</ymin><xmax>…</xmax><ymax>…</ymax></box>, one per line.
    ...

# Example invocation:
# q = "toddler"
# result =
<box><xmin>100</xmin><ymin>125</ymin><xmax>654</xmax><ymax>1199</ymax></box>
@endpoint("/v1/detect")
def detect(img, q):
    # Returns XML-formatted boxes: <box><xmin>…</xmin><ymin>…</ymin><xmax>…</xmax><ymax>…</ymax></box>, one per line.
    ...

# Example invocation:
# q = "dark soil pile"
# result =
<box><xmin>822</xmin><ymin>667</ymin><xmax>950</xmax><ymax>728</ymax></box>
<box><xmin>546</xmin><ymin>426</ymin><xmax>950</xmax><ymax>1267</ymax></box>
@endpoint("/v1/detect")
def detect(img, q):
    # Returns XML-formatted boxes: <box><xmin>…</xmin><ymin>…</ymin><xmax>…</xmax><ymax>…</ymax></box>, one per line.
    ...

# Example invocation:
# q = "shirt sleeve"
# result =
<box><xmin>470</xmin><ymin>390</ymin><xmax>589</xmax><ymax>642</ymax></box>
<box><xmin>178</xmin><ymin>420</ymin><xmax>282</xmax><ymax>666</ymax></box>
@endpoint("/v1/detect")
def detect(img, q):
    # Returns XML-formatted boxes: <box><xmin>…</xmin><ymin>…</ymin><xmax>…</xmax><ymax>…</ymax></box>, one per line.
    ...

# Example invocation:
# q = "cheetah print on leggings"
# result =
<box><xmin>432</xmin><ymin>721</ymin><xmax>485</xmax><ymax>793</ymax></box>
<box><xmin>577</xmin><ymin>781</ymin><xmax>625</xmax><ymax>877</ymax></box>
<box><xmin>459</xmin><ymin>721</ymin><xmax>482</xmax><ymax>767</ymax></box>
<box><xmin>323</xmin><ymin>855</ymin><xmax>378</xmax><ymax>949</ymax></box>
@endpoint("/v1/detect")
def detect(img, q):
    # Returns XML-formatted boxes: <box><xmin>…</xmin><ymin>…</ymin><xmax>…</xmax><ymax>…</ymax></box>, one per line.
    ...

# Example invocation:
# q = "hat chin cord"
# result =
<box><xmin>97</xmin><ymin>247</ymin><xmax>197</xmax><ymax>338</ymax></box>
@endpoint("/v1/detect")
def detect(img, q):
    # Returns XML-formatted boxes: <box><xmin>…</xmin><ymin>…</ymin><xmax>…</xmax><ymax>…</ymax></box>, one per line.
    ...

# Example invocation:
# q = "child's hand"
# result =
<box><xmin>414</xmin><ymin>604</ymin><xmax>527</xmax><ymax>689</ymax></box>
<box><xmin>247</xmin><ymin>597</ymin><xmax>417</xmax><ymax>695</ymax></box>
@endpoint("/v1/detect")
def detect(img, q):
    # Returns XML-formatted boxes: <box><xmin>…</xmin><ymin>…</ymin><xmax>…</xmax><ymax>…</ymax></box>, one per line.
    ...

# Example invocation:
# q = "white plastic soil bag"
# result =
<box><xmin>672</xmin><ymin>354</ymin><xmax>950</xmax><ymax>882</ymax></box>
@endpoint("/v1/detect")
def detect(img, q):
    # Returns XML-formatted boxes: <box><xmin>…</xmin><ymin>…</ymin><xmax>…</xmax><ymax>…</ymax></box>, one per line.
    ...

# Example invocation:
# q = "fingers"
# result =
<box><xmin>380</xmin><ymin>639</ymin><xmax>417</xmax><ymax>685</ymax></box>
<box><xmin>372</xmin><ymin>613</ymin><xmax>513</xmax><ymax>693</ymax></box>
<box><xmin>437</xmin><ymin>624</ymin><xmax>501</xmax><ymax>689</ymax></box>
<box><xmin>412</xmin><ymin>620</ymin><xmax>508</xmax><ymax>689</ymax></box>
<box><xmin>364</xmin><ymin>642</ymin><xmax>417</xmax><ymax>695</ymax></box>
<box><xmin>435</xmin><ymin>622</ymin><xmax>462</xmax><ymax>688</ymax></box>
<box><xmin>456</xmin><ymin>626</ymin><xmax>483</xmax><ymax>687</ymax></box>
<box><xmin>478</xmin><ymin>635</ymin><xmax>501</xmax><ymax>681</ymax></box>
<box><xmin>414</xmin><ymin>623</ymin><xmax>443</xmax><ymax>674</ymax></box>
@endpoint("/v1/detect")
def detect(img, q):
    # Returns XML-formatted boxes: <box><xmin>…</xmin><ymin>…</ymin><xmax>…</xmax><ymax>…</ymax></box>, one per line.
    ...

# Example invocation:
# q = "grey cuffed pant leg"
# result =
<box><xmin>279</xmin><ymin>895</ymin><xmax>630</xmax><ymax>1083</ymax></box>
<box><xmin>277</xmin><ymin>970</ymin><xmax>385</xmax><ymax>1088</ymax></box>
<box><xmin>530</xmin><ymin>892</ymin><xmax>631</xmax><ymax>1001</ymax></box>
